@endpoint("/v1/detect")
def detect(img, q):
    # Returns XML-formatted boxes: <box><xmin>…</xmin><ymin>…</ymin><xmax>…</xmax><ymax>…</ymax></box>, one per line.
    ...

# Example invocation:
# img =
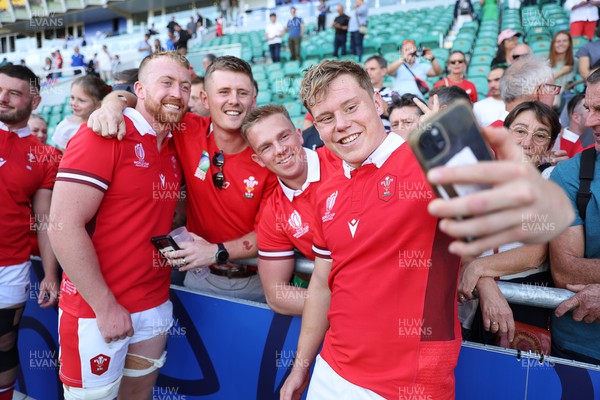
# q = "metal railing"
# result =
<box><xmin>235</xmin><ymin>257</ymin><xmax>577</xmax><ymax>309</ymax></box>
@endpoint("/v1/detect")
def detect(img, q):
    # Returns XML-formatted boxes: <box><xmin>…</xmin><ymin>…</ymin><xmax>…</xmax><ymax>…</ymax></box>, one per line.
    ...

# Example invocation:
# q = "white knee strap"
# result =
<box><xmin>63</xmin><ymin>377</ymin><xmax>121</xmax><ymax>400</ymax></box>
<box><xmin>122</xmin><ymin>351</ymin><xmax>167</xmax><ymax>378</ymax></box>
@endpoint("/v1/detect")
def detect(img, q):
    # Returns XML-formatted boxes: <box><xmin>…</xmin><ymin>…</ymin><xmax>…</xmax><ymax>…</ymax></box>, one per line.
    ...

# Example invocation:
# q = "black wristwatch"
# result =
<box><xmin>215</xmin><ymin>243</ymin><xmax>229</xmax><ymax>265</ymax></box>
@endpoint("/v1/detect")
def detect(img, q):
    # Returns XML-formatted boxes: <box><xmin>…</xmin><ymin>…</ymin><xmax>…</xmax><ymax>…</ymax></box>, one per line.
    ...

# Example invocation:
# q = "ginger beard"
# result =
<box><xmin>144</xmin><ymin>94</ymin><xmax>186</xmax><ymax>126</ymax></box>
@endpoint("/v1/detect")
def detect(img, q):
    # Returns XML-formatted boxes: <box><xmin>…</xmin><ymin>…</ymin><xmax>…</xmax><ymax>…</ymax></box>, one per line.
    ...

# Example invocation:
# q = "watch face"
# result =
<box><xmin>216</xmin><ymin>250</ymin><xmax>229</xmax><ymax>264</ymax></box>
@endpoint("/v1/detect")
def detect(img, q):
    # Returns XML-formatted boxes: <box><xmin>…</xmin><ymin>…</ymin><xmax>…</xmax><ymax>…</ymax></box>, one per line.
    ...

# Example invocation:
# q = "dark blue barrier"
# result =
<box><xmin>16</xmin><ymin>261</ymin><xmax>600</xmax><ymax>399</ymax></box>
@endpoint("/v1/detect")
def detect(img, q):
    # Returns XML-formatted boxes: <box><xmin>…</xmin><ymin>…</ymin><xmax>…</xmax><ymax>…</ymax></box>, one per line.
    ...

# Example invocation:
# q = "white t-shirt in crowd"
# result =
<box><xmin>266</xmin><ymin>21</ymin><xmax>285</xmax><ymax>45</ymax></box>
<box><xmin>473</xmin><ymin>96</ymin><xmax>506</xmax><ymax>127</ymax></box>
<box><xmin>52</xmin><ymin>117</ymin><xmax>84</xmax><ymax>151</ymax></box>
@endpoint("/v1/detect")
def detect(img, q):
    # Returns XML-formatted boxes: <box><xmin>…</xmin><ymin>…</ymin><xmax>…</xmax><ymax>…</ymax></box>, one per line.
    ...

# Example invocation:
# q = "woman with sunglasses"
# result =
<box><xmin>433</xmin><ymin>50</ymin><xmax>478</xmax><ymax>103</ymax></box>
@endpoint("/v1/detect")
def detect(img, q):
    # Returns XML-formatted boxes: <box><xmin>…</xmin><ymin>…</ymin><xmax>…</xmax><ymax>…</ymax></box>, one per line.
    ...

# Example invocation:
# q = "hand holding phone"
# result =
<box><xmin>421</xmin><ymin>124</ymin><xmax>575</xmax><ymax>258</ymax></box>
<box><xmin>151</xmin><ymin>235</ymin><xmax>180</xmax><ymax>255</ymax></box>
<box><xmin>408</xmin><ymin>100</ymin><xmax>494</xmax><ymax>200</ymax></box>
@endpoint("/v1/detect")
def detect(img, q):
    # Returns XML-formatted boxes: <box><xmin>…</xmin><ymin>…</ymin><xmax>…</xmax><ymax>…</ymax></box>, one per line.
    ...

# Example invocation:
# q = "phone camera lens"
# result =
<box><xmin>419</xmin><ymin>126</ymin><xmax>446</xmax><ymax>159</ymax></box>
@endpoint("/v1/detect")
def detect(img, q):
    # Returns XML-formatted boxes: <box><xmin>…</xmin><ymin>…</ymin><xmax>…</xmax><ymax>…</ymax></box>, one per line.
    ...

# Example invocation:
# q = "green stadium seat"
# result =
<box><xmin>48</xmin><ymin>114</ymin><xmax>62</xmax><ymax>128</ymax></box>
<box><xmin>470</xmin><ymin>54</ymin><xmax>493</xmax><ymax>66</ymax></box>
<box><xmin>420</xmin><ymin>34</ymin><xmax>441</xmax><ymax>49</ymax></box>
<box><xmin>256</xmin><ymin>80</ymin><xmax>270</xmax><ymax>93</ymax></box>
<box><xmin>552</xmin><ymin>24</ymin><xmax>570</xmax><ymax>35</ymax></box>
<box><xmin>531</xmin><ymin>41</ymin><xmax>551</xmax><ymax>55</ymax></box>
<box><xmin>266</xmin><ymin>63</ymin><xmax>282</xmax><ymax>73</ymax></box>
<box><xmin>384</xmin><ymin>52</ymin><xmax>401</xmax><ymax>64</ymax></box>
<box><xmin>283</xmin><ymin>101</ymin><xmax>302</xmax><ymax>118</ymax></box>
<box><xmin>256</xmin><ymin>91</ymin><xmax>272</xmax><ymax>106</ymax></box>
<box><xmin>381</xmin><ymin>41</ymin><xmax>400</xmax><ymax>55</ymax></box>
<box><xmin>284</xmin><ymin>61</ymin><xmax>301</xmax><ymax>78</ymax></box>
<box><xmin>475</xmin><ymin>37</ymin><xmax>496</xmax><ymax>46</ymax></box>
<box><xmin>253</xmin><ymin>71</ymin><xmax>267</xmax><ymax>81</ymax></box>
<box><xmin>452</xmin><ymin>41</ymin><xmax>472</xmax><ymax>54</ymax></box>
<box><xmin>470</xmin><ymin>77</ymin><xmax>489</xmax><ymax>95</ymax></box>
<box><xmin>473</xmin><ymin>45</ymin><xmax>496</xmax><ymax>56</ymax></box>
<box><xmin>292</xmin><ymin>116</ymin><xmax>305</xmax><ymax>130</ymax></box>
<box><xmin>269</xmin><ymin>70</ymin><xmax>285</xmax><ymax>81</ymax></box>
<box><xmin>468</xmin><ymin>64</ymin><xmax>490</xmax><ymax>79</ymax></box>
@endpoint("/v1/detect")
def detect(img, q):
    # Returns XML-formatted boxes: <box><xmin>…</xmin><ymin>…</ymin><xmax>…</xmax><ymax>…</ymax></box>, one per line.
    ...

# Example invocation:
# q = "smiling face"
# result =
<box><xmin>202</xmin><ymin>69</ymin><xmax>255</xmax><ymax>134</ymax></box>
<box><xmin>135</xmin><ymin>57</ymin><xmax>191</xmax><ymax>129</ymax></box>
<box><xmin>69</xmin><ymin>83</ymin><xmax>100</xmax><ymax>120</ymax></box>
<box><xmin>447</xmin><ymin>52</ymin><xmax>466</xmax><ymax>77</ymax></box>
<box><xmin>0</xmin><ymin>73</ymin><xmax>40</xmax><ymax>129</ymax></box>
<box><xmin>553</xmin><ymin>32</ymin><xmax>570</xmax><ymax>55</ymax></box>
<box><xmin>310</xmin><ymin>74</ymin><xmax>386</xmax><ymax>168</ymax></box>
<box><xmin>509</xmin><ymin>110</ymin><xmax>552</xmax><ymax>165</ymax></box>
<box><xmin>247</xmin><ymin>113</ymin><xmax>307</xmax><ymax>189</ymax></box>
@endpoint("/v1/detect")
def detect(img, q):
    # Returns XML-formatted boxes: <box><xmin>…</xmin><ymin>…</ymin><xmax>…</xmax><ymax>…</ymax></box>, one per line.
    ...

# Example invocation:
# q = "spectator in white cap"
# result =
<box><xmin>491</xmin><ymin>29</ymin><xmax>522</xmax><ymax>67</ymax></box>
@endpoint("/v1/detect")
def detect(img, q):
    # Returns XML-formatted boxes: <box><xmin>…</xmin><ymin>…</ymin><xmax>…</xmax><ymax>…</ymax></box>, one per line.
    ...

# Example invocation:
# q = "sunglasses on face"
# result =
<box><xmin>212</xmin><ymin>150</ymin><xmax>226</xmax><ymax>189</ymax></box>
<box><xmin>449</xmin><ymin>59</ymin><xmax>465</xmax><ymax>65</ymax></box>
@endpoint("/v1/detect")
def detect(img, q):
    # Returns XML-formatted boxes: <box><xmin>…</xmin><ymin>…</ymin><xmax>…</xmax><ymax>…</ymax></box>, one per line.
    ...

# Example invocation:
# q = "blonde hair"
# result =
<box><xmin>138</xmin><ymin>51</ymin><xmax>190</xmax><ymax>81</ymax></box>
<box><xmin>241</xmin><ymin>104</ymin><xmax>291</xmax><ymax>146</ymax></box>
<box><xmin>300</xmin><ymin>59</ymin><xmax>373</xmax><ymax>112</ymax></box>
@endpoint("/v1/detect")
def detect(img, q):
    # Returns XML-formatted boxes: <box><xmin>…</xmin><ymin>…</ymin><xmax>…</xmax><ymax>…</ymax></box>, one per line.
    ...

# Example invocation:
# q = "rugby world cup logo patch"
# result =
<box><xmin>288</xmin><ymin>210</ymin><xmax>309</xmax><ymax>238</ymax></box>
<box><xmin>322</xmin><ymin>191</ymin><xmax>338</xmax><ymax>222</ymax></box>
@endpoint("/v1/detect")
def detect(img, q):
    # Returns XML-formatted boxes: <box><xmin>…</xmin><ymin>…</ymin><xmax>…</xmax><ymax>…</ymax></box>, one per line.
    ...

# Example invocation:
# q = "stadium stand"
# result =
<box><xmin>0</xmin><ymin>0</ymin><xmax>582</xmax><ymax>132</ymax></box>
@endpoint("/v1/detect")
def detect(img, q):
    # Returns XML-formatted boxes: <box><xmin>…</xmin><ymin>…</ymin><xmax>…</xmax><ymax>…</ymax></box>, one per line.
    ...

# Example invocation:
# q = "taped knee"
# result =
<box><xmin>63</xmin><ymin>378</ymin><xmax>121</xmax><ymax>400</ymax></box>
<box><xmin>122</xmin><ymin>351</ymin><xmax>166</xmax><ymax>378</ymax></box>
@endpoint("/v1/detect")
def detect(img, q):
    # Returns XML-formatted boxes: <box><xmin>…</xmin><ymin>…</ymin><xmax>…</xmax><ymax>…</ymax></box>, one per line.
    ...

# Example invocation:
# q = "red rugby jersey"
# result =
<box><xmin>56</xmin><ymin>108</ymin><xmax>181</xmax><ymax>317</ymax></box>
<box><xmin>0</xmin><ymin>125</ymin><xmax>57</xmax><ymax>266</ymax></box>
<box><xmin>433</xmin><ymin>77</ymin><xmax>478</xmax><ymax>103</ymax></box>
<box><xmin>559</xmin><ymin>129</ymin><xmax>585</xmax><ymax>158</ymax></box>
<box><xmin>257</xmin><ymin>147</ymin><xmax>341</xmax><ymax>261</ymax></box>
<box><xmin>173</xmin><ymin>113</ymin><xmax>277</xmax><ymax>243</ymax></box>
<box><xmin>312</xmin><ymin>134</ymin><xmax>462</xmax><ymax>399</ymax></box>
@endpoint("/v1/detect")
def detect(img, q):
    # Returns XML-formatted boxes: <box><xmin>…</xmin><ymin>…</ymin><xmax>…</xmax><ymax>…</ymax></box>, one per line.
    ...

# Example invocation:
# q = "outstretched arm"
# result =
<box><xmin>427</xmin><ymin>127</ymin><xmax>574</xmax><ymax>258</ymax></box>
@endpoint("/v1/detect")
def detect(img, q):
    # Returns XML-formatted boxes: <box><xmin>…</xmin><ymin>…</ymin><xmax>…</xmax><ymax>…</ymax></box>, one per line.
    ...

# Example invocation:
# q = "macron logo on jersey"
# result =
<box><xmin>348</xmin><ymin>219</ymin><xmax>359</xmax><ymax>238</ymax></box>
<box><xmin>133</xmin><ymin>143</ymin><xmax>149</xmax><ymax>168</ymax></box>
<box><xmin>322</xmin><ymin>191</ymin><xmax>338</xmax><ymax>222</ymax></box>
<box><xmin>0</xmin><ymin>158</ymin><xmax>6</xmax><ymax>167</ymax></box>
